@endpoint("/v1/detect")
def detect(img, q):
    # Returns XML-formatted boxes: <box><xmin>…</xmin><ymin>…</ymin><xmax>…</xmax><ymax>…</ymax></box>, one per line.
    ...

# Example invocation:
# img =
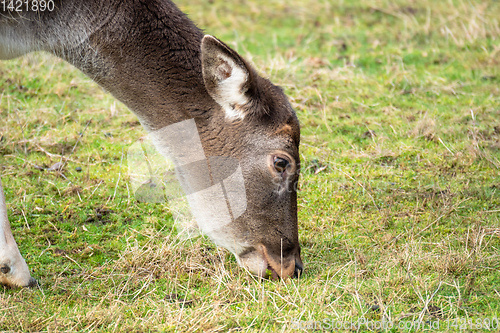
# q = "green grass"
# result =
<box><xmin>1</xmin><ymin>0</ymin><xmax>499</xmax><ymax>331</ymax></box>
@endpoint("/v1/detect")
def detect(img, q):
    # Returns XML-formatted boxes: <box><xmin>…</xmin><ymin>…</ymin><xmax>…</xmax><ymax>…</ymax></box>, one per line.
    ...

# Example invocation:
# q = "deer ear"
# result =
<box><xmin>201</xmin><ymin>35</ymin><xmax>252</xmax><ymax>121</ymax></box>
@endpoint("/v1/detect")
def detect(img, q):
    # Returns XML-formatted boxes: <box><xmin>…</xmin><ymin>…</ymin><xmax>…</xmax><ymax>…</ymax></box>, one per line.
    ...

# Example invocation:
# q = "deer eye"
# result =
<box><xmin>273</xmin><ymin>156</ymin><xmax>289</xmax><ymax>173</ymax></box>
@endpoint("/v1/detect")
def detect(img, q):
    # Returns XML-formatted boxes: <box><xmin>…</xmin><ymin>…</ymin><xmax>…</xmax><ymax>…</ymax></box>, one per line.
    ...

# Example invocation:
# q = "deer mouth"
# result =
<box><xmin>260</xmin><ymin>244</ymin><xmax>296</xmax><ymax>279</ymax></box>
<box><xmin>264</xmin><ymin>265</ymin><xmax>280</xmax><ymax>280</ymax></box>
<box><xmin>237</xmin><ymin>244</ymin><xmax>297</xmax><ymax>280</ymax></box>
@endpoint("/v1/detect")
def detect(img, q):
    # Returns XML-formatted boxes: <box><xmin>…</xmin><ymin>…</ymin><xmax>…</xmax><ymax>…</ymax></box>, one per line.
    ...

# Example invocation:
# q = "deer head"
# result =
<box><xmin>197</xmin><ymin>36</ymin><xmax>303</xmax><ymax>279</ymax></box>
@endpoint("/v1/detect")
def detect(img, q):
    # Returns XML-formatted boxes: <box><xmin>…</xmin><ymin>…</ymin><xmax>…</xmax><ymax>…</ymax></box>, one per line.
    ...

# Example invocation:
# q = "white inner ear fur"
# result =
<box><xmin>214</xmin><ymin>54</ymin><xmax>249</xmax><ymax>121</ymax></box>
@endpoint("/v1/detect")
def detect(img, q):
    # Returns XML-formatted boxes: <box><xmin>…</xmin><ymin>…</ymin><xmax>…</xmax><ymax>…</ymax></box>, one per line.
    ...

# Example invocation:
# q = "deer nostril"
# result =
<box><xmin>293</xmin><ymin>259</ymin><xmax>304</xmax><ymax>278</ymax></box>
<box><xmin>0</xmin><ymin>265</ymin><xmax>10</xmax><ymax>274</ymax></box>
<box><xmin>27</xmin><ymin>277</ymin><xmax>38</xmax><ymax>288</ymax></box>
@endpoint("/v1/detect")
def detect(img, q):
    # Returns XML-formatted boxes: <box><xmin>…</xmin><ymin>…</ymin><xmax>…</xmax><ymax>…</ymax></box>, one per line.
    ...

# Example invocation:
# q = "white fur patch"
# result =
<box><xmin>215</xmin><ymin>54</ymin><xmax>249</xmax><ymax>121</ymax></box>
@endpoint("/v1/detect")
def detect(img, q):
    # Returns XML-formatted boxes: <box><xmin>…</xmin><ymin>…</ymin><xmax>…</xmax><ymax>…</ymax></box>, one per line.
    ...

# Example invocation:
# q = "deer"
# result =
<box><xmin>0</xmin><ymin>0</ymin><xmax>303</xmax><ymax>288</ymax></box>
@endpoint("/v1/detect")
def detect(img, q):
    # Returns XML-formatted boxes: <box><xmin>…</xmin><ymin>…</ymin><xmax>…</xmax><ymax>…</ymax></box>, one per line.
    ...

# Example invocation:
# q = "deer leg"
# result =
<box><xmin>0</xmin><ymin>178</ymin><xmax>36</xmax><ymax>288</ymax></box>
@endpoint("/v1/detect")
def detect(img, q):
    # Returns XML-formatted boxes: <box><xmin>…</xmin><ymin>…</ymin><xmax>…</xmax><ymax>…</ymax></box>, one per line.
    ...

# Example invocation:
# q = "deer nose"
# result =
<box><xmin>293</xmin><ymin>257</ymin><xmax>304</xmax><ymax>278</ymax></box>
<box><xmin>27</xmin><ymin>277</ymin><xmax>38</xmax><ymax>288</ymax></box>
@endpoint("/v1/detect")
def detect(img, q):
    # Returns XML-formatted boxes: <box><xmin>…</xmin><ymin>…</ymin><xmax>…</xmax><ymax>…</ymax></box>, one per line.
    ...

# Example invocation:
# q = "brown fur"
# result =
<box><xmin>0</xmin><ymin>0</ymin><xmax>303</xmax><ymax>282</ymax></box>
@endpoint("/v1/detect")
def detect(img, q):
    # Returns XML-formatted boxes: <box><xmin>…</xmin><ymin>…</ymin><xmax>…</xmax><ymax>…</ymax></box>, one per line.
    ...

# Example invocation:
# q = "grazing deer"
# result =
<box><xmin>0</xmin><ymin>0</ymin><xmax>303</xmax><ymax>287</ymax></box>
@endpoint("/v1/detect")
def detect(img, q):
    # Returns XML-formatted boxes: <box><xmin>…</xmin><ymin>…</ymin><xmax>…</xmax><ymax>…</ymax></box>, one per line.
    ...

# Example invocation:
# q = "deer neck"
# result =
<box><xmin>52</xmin><ymin>1</ymin><xmax>213</xmax><ymax>132</ymax></box>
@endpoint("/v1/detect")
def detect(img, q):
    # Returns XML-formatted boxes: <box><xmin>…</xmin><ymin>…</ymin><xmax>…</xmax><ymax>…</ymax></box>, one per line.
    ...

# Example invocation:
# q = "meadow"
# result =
<box><xmin>1</xmin><ymin>0</ymin><xmax>499</xmax><ymax>331</ymax></box>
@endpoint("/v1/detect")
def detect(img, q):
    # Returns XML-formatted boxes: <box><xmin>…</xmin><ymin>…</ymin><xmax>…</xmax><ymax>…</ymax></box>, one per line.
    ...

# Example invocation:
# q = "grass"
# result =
<box><xmin>1</xmin><ymin>0</ymin><xmax>499</xmax><ymax>331</ymax></box>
